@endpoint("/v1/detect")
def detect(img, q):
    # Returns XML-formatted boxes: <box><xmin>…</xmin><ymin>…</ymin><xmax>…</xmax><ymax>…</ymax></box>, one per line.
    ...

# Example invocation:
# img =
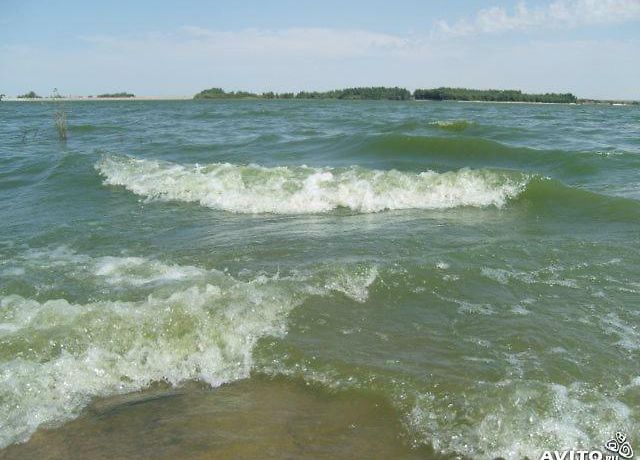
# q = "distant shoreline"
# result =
<box><xmin>3</xmin><ymin>96</ymin><xmax>192</xmax><ymax>102</ymax></box>
<box><xmin>4</xmin><ymin>86</ymin><xmax>638</xmax><ymax>104</ymax></box>
<box><xmin>2</xmin><ymin>96</ymin><xmax>637</xmax><ymax>106</ymax></box>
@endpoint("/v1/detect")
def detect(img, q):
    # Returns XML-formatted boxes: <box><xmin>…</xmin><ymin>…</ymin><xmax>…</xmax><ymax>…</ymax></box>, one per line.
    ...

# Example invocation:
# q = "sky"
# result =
<box><xmin>1</xmin><ymin>0</ymin><xmax>639</xmax><ymax>99</ymax></box>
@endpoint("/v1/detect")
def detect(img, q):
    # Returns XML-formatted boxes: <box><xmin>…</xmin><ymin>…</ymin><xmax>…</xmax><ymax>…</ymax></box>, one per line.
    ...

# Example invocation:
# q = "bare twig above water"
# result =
<box><xmin>52</xmin><ymin>88</ymin><xmax>68</xmax><ymax>141</ymax></box>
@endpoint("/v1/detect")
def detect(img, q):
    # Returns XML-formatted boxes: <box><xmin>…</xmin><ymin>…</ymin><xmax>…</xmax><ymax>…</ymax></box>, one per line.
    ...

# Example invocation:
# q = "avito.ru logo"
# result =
<box><xmin>540</xmin><ymin>432</ymin><xmax>633</xmax><ymax>460</ymax></box>
<box><xmin>605</xmin><ymin>432</ymin><xmax>634</xmax><ymax>459</ymax></box>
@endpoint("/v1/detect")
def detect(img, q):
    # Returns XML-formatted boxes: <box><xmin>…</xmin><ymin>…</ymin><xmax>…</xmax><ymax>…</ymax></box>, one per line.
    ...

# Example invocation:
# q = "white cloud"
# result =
<box><xmin>435</xmin><ymin>0</ymin><xmax>640</xmax><ymax>37</ymax></box>
<box><xmin>84</xmin><ymin>27</ymin><xmax>413</xmax><ymax>60</ymax></box>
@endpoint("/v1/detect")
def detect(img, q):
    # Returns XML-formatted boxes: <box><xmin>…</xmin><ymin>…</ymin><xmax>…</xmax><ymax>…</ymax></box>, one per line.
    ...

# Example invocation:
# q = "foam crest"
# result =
<box><xmin>323</xmin><ymin>265</ymin><xmax>378</xmax><ymax>303</ymax></box>
<box><xmin>93</xmin><ymin>256</ymin><xmax>206</xmax><ymax>286</ymax></box>
<box><xmin>407</xmin><ymin>380</ymin><xmax>635</xmax><ymax>459</ymax></box>
<box><xmin>0</xmin><ymin>251</ymin><xmax>383</xmax><ymax>448</ymax></box>
<box><xmin>96</xmin><ymin>155</ymin><xmax>528</xmax><ymax>214</ymax></box>
<box><xmin>0</xmin><ymin>271</ymin><xmax>300</xmax><ymax>448</ymax></box>
<box><xmin>481</xmin><ymin>265</ymin><xmax>579</xmax><ymax>288</ymax></box>
<box><xmin>429</xmin><ymin>119</ymin><xmax>477</xmax><ymax>131</ymax></box>
<box><xmin>258</xmin><ymin>351</ymin><xmax>637</xmax><ymax>460</ymax></box>
<box><xmin>5</xmin><ymin>246</ymin><xmax>208</xmax><ymax>289</ymax></box>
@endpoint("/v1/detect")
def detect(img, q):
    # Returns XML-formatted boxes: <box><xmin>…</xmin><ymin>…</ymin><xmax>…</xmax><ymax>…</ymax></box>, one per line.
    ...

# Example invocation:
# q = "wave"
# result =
<box><xmin>0</xmin><ymin>284</ymin><xmax>291</xmax><ymax>447</ymax></box>
<box><xmin>429</xmin><ymin>119</ymin><xmax>478</xmax><ymax>131</ymax></box>
<box><xmin>515</xmin><ymin>176</ymin><xmax>640</xmax><ymax>222</ymax></box>
<box><xmin>0</xmin><ymin>249</ymin><xmax>380</xmax><ymax>448</ymax></box>
<box><xmin>68</xmin><ymin>124</ymin><xmax>125</xmax><ymax>133</ymax></box>
<box><xmin>388</xmin><ymin>119</ymin><xmax>480</xmax><ymax>132</ymax></box>
<box><xmin>406</xmin><ymin>378</ymin><xmax>635</xmax><ymax>459</ymax></box>
<box><xmin>256</xmin><ymin>342</ymin><xmax>637</xmax><ymax>460</ymax></box>
<box><xmin>95</xmin><ymin>155</ymin><xmax>640</xmax><ymax>221</ymax></box>
<box><xmin>351</xmin><ymin>133</ymin><xmax>639</xmax><ymax>176</ymax></box>
<box><xmin>95</xmin><ymin>155</ymin><xmax>528</xmax><ymax>214</ymax></box>
<box><xmin>2</xmin><ymin>248</ymin><xmax>637</xmax><ymax>456</ymax></box>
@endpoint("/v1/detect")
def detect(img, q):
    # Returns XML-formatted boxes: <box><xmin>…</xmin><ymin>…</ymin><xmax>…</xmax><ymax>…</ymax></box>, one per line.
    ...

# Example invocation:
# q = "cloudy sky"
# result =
<box><xmin>1</xmin><ymin>0</ymin><xmax>639</xmax><ymax>99</ymax></box>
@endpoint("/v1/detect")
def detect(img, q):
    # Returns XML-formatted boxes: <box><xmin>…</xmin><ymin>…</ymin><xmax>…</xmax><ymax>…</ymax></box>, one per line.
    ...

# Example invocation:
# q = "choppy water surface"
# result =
<box><xmin>0</xmin><ymin>100</ymin><xmax>639</xmax><ymax>459</ymax></box>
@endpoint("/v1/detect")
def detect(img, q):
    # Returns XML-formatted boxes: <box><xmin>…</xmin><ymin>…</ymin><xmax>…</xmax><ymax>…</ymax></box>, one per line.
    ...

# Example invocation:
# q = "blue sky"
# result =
<box><xmin>2</xmin><ymin>0</ymin><xmax>639</xmax><ymax>99</ymax></box>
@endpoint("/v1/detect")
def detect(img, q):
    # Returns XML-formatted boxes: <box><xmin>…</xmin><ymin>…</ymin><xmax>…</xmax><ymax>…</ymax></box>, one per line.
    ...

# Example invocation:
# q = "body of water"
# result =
<box><xmin>1</xmin><ymin>100</ymin><xmax>639</xmax><ymax>459</ymax></box>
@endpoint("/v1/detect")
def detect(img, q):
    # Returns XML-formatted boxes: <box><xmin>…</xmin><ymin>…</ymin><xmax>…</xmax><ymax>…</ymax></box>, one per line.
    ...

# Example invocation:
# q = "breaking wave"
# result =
<box><xmin>0</xmin><ymin>249</ymin><xmax>380</xmax><ymax>448</ymax></box>
<box><xmin>428</xmin><ymin>119</ymin><xmax>478</xmax><ymax>131</ymax></box>
<box><xmin>256</xmin><ymin>342</ymin><xmax>637</xmax><ymax>460</ymax></box>
<box><xmin>96</xmin><ymin>155</ymin><xmax>528</xmax><ymax>214</ymax></box>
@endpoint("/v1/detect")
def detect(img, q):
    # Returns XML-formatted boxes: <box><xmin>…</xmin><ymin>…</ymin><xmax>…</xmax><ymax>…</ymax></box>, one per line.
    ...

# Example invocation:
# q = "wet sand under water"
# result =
<box><xmin>0</xmin><ymin>376</ymin><xmax>434</xmax><ymax>460</ymax></box>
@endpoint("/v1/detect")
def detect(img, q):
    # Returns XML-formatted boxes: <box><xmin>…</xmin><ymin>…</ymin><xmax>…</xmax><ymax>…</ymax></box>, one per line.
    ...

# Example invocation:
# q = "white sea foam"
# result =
<box><xmin>407</xmin><ymin>379</ymin><xmax>636</xmax><ymax>460</ymax></box>
<box><xmin>429</xmin><ymin>120</ymin><xmax>476</xmax><ymax>130</ymax></box>
<box><xmin>0</xmin><ymin>273</ymin><xmax>300</xmax><ymax>448</ymax></box>
<box><xmin>323</xmin><ymin>265</ymin><xmax>379</xmax><ymax>303</ymax></box>
<box><xmin>434</xmin><ymin>292</ymin><xmax>495</xmax><ymax>315</ymax></box>
<box><xmin>481</xmin><ymin>265</ymin><xmax>579</xmax><ymax>288</ymax></box>
<box><xmin>0</xmin><ymin>250</ymin><xmax>382</xmax><ymax>448</ymax></box>
<box><xmin>93</xmin><ymin>256</ymin><xmax>206</xmax><ymax>286</ymax></box>
<box><xmin>601</xmin><ymin>312</ymin><xmax>640</xmax><ymax>351</ymax></box>
<box><xmin>95</xmin><ymin>155</ymin><xmax>528</xmax><ymax>214</ymax></box>
<box><xmin>11</xmin><ymin>246</ymin><xmax>208</xmax><ymax>288</ymax></box>
<box><xmin>510</xmin><ymin>303</ymin><xmax>531</xmax><ymax>315</ymax></box>
<box><xmin>261</xmin><ymin>351</ymin><xmax>637</xmax><ymax>460</ymax></box>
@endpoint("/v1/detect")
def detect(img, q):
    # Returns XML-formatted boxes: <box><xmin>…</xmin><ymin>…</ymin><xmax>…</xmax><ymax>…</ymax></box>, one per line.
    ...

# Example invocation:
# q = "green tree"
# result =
<box><xmin>97</xmin><ymin>92</ymin><xmax>135</xmax><ymax>98</ymax></box>
<box><xmin>194</xmin><ymin>87</ymin><xmax>259</xmax><ymax>99</ymax></box>
<box><xmin>17</xmin><ymin>91</ymin><xmax>42</xmax><ymax>99</ymax></box>
<box><xmin>195</xmin><ymin>86</ymin><xmax>413</xmax><ymax>100</ymax></box>
<box><xmin>413</xmin><ymin>87</ymin><xmax>577</xmax><ymax>103</ymax></box>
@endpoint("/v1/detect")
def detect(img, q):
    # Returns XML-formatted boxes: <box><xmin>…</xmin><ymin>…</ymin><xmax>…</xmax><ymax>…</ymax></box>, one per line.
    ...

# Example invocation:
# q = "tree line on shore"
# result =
<box><xmin>12</xmin><ymin>87</ymin><xmax>634</xmax><ymax>104</ymax></box>
<box><xmin>13</xmin><ymin>91</ymin><xmax>135</xmax><ymax>99</ymax></box>
<box><xmin>96</xmin><ymin>92</ymin><xmax>135</xmax><ymax>98</ymax></box>
<box><xmin>17</xmin><ymin>91</ymin><xmax>42</xmax><ymax>99</ymax></box>
<box><xmin>194</xmin><ymin>86</ymin><xmax>412</xmax><ymax>100</ymax></box>
<box><xmin>413</xmin><ymin>87</ymin><xmax>577</xmax><ymax>103</ymax></box>
<box><xmin>194</xmin><ymin>86</ymin><xmax>578</xmax><ymax>103</ymax></box>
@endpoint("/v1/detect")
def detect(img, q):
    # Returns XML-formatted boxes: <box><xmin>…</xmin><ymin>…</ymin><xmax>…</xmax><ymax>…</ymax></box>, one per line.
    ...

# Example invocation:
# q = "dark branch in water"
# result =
<box><xmin>52</xmin><ymin>88</ymin><xmax>67</xmax><ymax>141</ymax></box>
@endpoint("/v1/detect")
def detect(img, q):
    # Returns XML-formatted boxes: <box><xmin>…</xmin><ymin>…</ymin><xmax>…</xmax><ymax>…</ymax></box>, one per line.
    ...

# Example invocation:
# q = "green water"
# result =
<box><xmin>0</xmin><ymin>100</ymin><xmax>639</xmax><ymax>459</ymax></box>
